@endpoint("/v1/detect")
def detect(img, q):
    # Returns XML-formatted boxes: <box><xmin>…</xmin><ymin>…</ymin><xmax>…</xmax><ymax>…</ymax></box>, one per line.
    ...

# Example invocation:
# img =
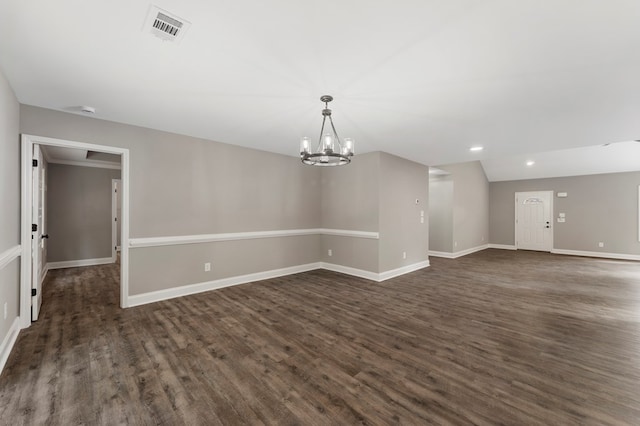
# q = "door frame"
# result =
<box><xmin>30</xmin><ymin>143</ymin><xmax>47</xmax><ymax>321</ymax></box>
<box><xmin>514</xmin><ymin>190</ymin><xmax>554</xmax><ymax>252</ymax></box>
<box><xmin>20</xmin><ymin>134</ymin><xmax>131</xmax><ymax>329</ymax></box>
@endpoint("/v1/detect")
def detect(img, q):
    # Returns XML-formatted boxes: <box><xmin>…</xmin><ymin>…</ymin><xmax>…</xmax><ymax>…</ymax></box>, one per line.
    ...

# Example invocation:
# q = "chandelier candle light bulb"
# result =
<box><xmin>323</xmin><ymin>134</ymin><xmax>333</xmax><ymax>151</ymax></box>
<box><xmin>300</xmin><ymin>137</ymin><xmax>310</xmax><ymax>154</ymax></box>
<box><xmin>300</xmin><ymin>95</ymin><xmax>355</xmax><ymax>166</ymax></box>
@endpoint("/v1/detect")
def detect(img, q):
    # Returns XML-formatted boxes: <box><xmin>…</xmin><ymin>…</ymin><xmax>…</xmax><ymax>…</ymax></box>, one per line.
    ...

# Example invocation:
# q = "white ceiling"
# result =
<box><xmin>1</xmin><ymin>1</ymin><xmax>639</xmax><ymax>179</ymax></box>
<box><xmin>42</xmin><ymin>146</ymin><xmax>89</xmax><ymax>163</ymax></box>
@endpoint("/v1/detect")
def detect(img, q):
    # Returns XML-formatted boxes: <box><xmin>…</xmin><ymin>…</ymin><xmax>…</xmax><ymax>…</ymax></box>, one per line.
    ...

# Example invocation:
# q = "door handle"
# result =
<box><xmin>41</xmin><ymin>234</ymin><xmax>49</xmax><ymax>239</ymax></box>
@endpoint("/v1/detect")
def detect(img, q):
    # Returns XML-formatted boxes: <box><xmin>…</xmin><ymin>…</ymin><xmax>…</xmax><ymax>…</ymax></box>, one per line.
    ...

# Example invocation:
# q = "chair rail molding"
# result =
<box><xmin>0</xmin><ymin>245</ymin><xmax>21</xmax><ymax>270</ymax></box>
<box><xmin>129</xmin><ymin>228</ymin><xmax>380</xmax><ymax>248</ymax></box>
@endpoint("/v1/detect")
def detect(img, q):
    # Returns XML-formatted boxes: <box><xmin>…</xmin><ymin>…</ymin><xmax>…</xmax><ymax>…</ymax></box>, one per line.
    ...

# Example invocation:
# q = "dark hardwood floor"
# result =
<box><xmin>1</xmin><ymin>249</ymin><xmax>640</xmax><ymax>425</ymax></box>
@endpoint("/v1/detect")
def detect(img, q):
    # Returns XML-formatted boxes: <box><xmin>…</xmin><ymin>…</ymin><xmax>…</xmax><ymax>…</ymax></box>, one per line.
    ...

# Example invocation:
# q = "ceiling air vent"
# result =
<box><xmin>143</xmin><ymin>5</ymin><xmax>191</xmax><ymax>43</ymax></box>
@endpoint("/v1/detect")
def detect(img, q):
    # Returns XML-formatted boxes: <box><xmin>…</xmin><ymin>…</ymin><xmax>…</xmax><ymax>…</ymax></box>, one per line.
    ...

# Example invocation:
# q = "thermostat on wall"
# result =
<box><xmin>557</xmin><ymin>192</ymin><xmax>568</xmax><ymax>197</ymax></box>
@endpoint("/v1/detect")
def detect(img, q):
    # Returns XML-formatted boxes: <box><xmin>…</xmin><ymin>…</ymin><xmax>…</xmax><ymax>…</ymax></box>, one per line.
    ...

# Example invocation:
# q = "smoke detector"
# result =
<box><xmin>143</xmin><ymin>5</ymin><xmax>191</xmax><ymax>43</ymax></box>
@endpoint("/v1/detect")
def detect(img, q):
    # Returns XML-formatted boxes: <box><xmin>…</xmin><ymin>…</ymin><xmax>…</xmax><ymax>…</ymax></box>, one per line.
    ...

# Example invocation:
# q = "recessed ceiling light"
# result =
<box><xmin>526</xmin><ymin>160</ymin><xmax>535</xmax><ymax>166</ymax></box>
<box><xmin>469</xmin><ymin>146</ymin><xmax>483</xmax><ymax>152</ymax></box>
<box><xmin>80</xmin><ymin>106</ymin><xmax>96</xmax><ymax>114</ymax></box>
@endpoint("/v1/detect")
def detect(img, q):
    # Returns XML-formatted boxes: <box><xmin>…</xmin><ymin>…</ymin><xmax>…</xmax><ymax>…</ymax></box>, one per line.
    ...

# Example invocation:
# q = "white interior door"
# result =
<box><xmin>117</xmin><ymin>181</ymin><xmax>121</xmax><ymax>249</ymax></box>
<box><xmin>40</xmin><ymin>164</ymin><xmax>48</xmax><ymax>280</ymax></box>
<box><xmin>112</xmin><ymin>179</ymin><xmax>122</xmax><ymax>260</ymax></box>
<box><xmin>515</xmin><ymin>191</ymin><xmax>553</xmax><ymax>252</ymax></box>
<box><xmin>31</xmin><ymin>144</ymin><xmax>45</xmax><ymax>320</ymax></box>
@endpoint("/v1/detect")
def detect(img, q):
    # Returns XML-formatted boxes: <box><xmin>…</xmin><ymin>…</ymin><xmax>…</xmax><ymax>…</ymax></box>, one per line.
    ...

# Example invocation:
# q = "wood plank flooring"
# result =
<box><xmin>1</xmin><ymin>249</ymin><xmax>640</xmax><ymax>425</ymax></box>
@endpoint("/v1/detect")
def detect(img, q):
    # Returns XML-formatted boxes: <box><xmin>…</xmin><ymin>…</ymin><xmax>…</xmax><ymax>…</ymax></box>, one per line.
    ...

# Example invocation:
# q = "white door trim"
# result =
<box><xmin>30</xmin><ymin>144</ymin><xmax>42</xmax><ymax>320</ymax></box>
<box><xmin>21</xmin><ymin>134</ymin><xmax>131</xmax><ymax>329</ymax></box>
<box><xmin>514</xmin><ymin>190</ymin><xmax>554</xmax><ymax>252</ymax></box>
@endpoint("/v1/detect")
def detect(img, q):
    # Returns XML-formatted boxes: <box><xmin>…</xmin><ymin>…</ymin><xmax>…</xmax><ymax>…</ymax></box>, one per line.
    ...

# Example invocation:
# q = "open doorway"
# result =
<box><xmin>20</xmin><ymin>135</ymin><xmax>130</xmax><ymax>328</ymax></box>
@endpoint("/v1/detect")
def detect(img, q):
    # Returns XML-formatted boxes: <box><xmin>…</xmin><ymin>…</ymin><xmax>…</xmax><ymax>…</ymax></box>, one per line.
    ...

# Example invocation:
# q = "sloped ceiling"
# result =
<box><xmin>482</xmin><ymin>141</ymin><xmax>640</xmax><ymax>182</ymax></box>
<box><xmin>1</xmin><ymin>0</ymin><xmax>639</xmax><ymax>179</ymax></box>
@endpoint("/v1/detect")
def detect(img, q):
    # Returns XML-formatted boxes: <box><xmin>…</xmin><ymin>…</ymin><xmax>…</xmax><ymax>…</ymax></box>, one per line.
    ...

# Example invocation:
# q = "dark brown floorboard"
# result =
<box><xmin>1</xmin><ymin>249</ymin><xmax>640</xmax><ymax>425</ymax></box>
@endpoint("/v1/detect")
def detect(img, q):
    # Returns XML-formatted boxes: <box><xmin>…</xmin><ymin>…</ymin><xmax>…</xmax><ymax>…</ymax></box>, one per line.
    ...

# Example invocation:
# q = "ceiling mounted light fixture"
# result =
<box><xmin>300</xmin><ymin>95</ymin><xmax>354</xmax><ymax>166</ymax></box>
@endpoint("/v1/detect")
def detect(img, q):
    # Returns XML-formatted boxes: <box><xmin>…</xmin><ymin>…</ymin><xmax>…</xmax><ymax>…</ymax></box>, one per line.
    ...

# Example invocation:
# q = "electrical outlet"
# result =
<box><xmin>328</xmin><ymin>249</ymin><xmax>332</xmax><ymax>257</ymax></box>
<box><xmin>3</xmin><ymin>302</ymin><xmax>7</xmax><ymax>320</ymax></box>
<box><xmin>454</xmin><ymin>241</ymin><xmax>457</xmax><ymax>248</ymax></box>
<box><xmin>598</xmin><ymin>242</ymin><xmax>604</xmax><ymax>248</ymax></box>
<box><xmin>403</xmin><ymin>251</ymin><xmax>407</xmax><ymax>259</ymax></box>
<box><xmin>204</xmin><ymin>262</ymin><xmax>211</xmax><ymax>272</ymax></box>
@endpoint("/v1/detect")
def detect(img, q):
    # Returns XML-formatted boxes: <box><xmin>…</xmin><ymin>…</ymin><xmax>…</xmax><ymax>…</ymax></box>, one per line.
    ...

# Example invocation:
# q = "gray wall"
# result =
<box><xmin>20</xmin><ymin>105</ymin><xmax>322</xmax><ymax>296</ymax></box>
<box><xmin>378</xmin><ymin>153</ymin><xmax>429</xmax><ymax>272</ymax></box>
<box><xmin>433</xmin><ymin>161</ymin><xmax>489</xmax><ymax>252</ymax></box>
<box><xmin>0</xmin><ymin>68</ymin><xmax>20</xmax><ymax>346</ymax></box>
<box><xmin>130</xmin><ymin>236</ymin><xmax>320</xmax><ymax>294</ymax></box>
<box><xmin>20</xmin><ymin>105</ymin><xmax>432</xmax><ymax>296</ymax></box>
<box><xmin>428</xmin><ymin>174</ymin><xmax>453</xmax><ymax>252</ymax></box>
<box><xmin>319</xmin><ymin>152</ymin><xmax>430</xmax><ymax>274</ymax></box>
<box><xmin>21</xmin><ymin>105</ymin><xmax>322</xmax><ymax>237</ymax></box>
<box><xmin>490</xmin><ymin>172</ymin><xmax>640</xmax><ymax>255</ymax></box>
<box><xmin>47</xmin><ymin>164</ymin><xmax>121</xmax><ymax>262</ymax></box>
<box><xmin>320</xmin><ymin>152</ymin><xmax>380</xmax><ymax>272</ymax></box>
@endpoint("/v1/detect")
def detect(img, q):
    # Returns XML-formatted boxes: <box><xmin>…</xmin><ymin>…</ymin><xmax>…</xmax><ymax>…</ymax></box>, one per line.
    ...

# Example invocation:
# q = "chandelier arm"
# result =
<box><xmin>328</xmin><ymin>115</ymin><xmax>342</xmax><ymax>147</ymax></box>
<box><xmin>317</xmin><ymin>115</ymin><xmax>328</xmax><ymax>151</ymax></box>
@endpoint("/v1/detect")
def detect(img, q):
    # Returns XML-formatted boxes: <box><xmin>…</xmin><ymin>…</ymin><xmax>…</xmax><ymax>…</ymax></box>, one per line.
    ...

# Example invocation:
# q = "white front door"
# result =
<box><xmin>31</xmin><ymin>144</ymin><xmax>45</xmax><ymax>320</ymax></box>
<box><xmin>515</xmin><ymin>191</ymin><xmax>553</xmax><ymax>252</ymax></box>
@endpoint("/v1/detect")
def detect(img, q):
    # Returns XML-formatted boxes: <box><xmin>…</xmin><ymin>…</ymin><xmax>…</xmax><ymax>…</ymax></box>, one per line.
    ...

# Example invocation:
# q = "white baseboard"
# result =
<box><xmin>488</xmin><ymin>244</ymin><xmax>517</xmax><ymax>250</ymax></box>
<box><xmin>320</xmin><ymin>262</ymin><xmax>380</xmax><ymax>281</ymax></box>
<box><xmin>320</xmin><ymin>260</ymin><xmax>430</xmax><ymax>282</ymax></box>
<box><xmin>128</xmin><ymin>259</ymin><xmax>431</xmax><ymax>307</ymax></box>
<box><xmin>47</xmin><ymin>256</ymin><xmax>115</xmax><ymax>270</ymax></box>
<box><xmin>551</xmin><ymin>249</ymin><xmax>640</xmax><ymax>261</ymax></box>
<box><xmin>128</xmin><ymin>262</ymin><xmax>323</xmax><ymax>307</ymax></box>
<box><xmin>428</xmin><ymin>244</ymin><xmax>637</xmax><ymax>261</ymax></box>
<box><xmin>0</xmin><ymin>317</ymin><xmax>21</xmax><ymax>374</ymax></box>
<box><xmin>378</xmin><ymin>260</ymin><xmax>430</xmax><ymax>281</ymax></box>
<box><xmin>429</xmin><ymin>244</ymin><xmax>489</xmax><ymax>259</ymax></box>
<box><xmin>428</xmin><ymin>250</ymin><xmax>456</xmax><ymax>259</ymax></box>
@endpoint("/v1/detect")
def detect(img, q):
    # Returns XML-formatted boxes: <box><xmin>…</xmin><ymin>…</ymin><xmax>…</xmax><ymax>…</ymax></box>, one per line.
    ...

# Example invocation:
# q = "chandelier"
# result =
<box><xmin>300</xmin><ymin>95</ymin><xmax>354</xmax><ymax>166</ymax></box>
